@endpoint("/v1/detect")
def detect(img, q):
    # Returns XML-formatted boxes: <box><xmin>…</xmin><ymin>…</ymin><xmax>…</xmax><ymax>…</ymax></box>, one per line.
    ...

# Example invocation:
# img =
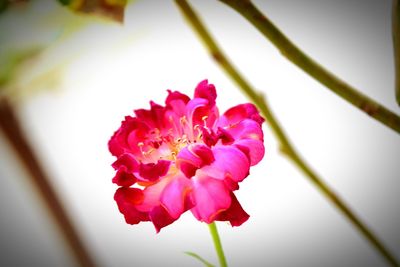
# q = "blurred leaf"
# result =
<box><xmin>0</xmin><ymin>0</ymin><xmax>29</xmax><ymax>15</ymax></box>
<box><xmin>0</xmin><ymin>47</ymin><xmax>43</xmax><ymax>88</ymax></box>
<box><xmin>184</xmin><ymin>252</ymin><xmax>215</xmax><ymax>267</ymax></box>
<box><xmin>0</xmin><ymin>0</ymin><xmax>8</xmax><ymax>14</ymax></box>
<box><xmin>59</xmin><ymin>0</ymin><xmax>127</xmax><ymax>23</ymax></box>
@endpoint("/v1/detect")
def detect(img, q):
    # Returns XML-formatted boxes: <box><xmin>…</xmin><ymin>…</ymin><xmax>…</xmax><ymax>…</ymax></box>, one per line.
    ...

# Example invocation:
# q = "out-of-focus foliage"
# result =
<box><xmin>57</xmin><ymin>0</ymin><xmax>127</xmax><ymax>22</ymax></box>
<box><xmin>0</xmin><ymin>0</ymin><xmax>29</xmax><ymax>15</ymax></box>
<box><xmin>0</xmin><ymin>1</ymin><xmax>99</xmax><ymax>101</ymax></box>
<box><xmin>0</xmin><ymin>47</ymin><xmax>42</xmax><ymax>88</ymax></box>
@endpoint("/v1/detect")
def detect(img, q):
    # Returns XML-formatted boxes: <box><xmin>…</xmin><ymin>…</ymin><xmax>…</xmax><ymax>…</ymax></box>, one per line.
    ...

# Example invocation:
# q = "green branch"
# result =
<box><xmin>219</xmin><ymin>0</ymin><xmax>400</xmax><ymax>133</ymax></box>
<box><xmin>394</xmin><ymin>0</ymin><xmax>400</xmax><ymax>106</ymax></box>
<box><xmin>174</xmin><ymin>1</ymin><xmax>400</xmax><ymax>266</ymax></box>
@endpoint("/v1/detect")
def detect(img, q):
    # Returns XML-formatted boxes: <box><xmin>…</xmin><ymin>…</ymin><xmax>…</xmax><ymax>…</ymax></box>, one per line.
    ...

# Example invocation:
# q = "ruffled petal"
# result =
<box><xmin>160</xmin><ymin>175</ymin><xmax>193</xmax><ymax>219</ymax></box>
<box><xmin>112</xmin><ymin>167</ymin><xmax>136</xmax><ymax>187</ymax></box>
<box><xmin>114</xmin><ymin>187</ymin><xmax>149</xmax><ymax>225</ymax></box>
<box><xmin>218</xmin><ymin>103</ymin><xmax>264</xmax><ymax>127</ymax></box>
<box><xmin>149</xmin><ymin>205</ymin><xmax>176</xmax><ymax>233</ymax></box>
<box><xmin>134</xmin><ymin>101</ymin><xmax>166</xmax><ymax>129</ymax></box>
<box><xmin>138</xmin><ymin>160</ymin><xmax>171</xmax><ymax>181</ymax></box>
<box><xmin>221</xmin><ymin>119</ymin><xmax>264</xmax><ymax>166</ymax></box>
<box><xmin>234</xmin><ymin>139</ymin><xmax>265</xmax><ymax>166</ymax></box>
<box><xmin>224</xmin><ymin>119</ymin><xmax>263</xmax><ymax>141</ymax></box>
<box><xmin>214</xmin><ymin>192</ymin><xmax>249</xmax><ymax>226</ymax></box>
<box><xmin>165</xmin><ymin>90</ymin><xmax>190</xmax><ymax>107</ymax></box>
<box><xmin>112</xmin><ymin>153</ymin><xmax>139</xmax><ymax>172</ymax></box>
<box><xmin>200</xmin><ymin>146</ymin><xmax>250</xmax><ymax>183</ymax></box>
<box><xmin>176</xmin><ymin>144</ymin><xmax>214</xmax><ymax>178</ymax></box>
<box><xmin>190</xmin><ymin>174</ymin><xmax>231</xmax><ymax>223</ymax></box>
<box><xmin>194</xmin><ymin>79</ymin><xmax>217</xmax><ymax>107</ymax></box>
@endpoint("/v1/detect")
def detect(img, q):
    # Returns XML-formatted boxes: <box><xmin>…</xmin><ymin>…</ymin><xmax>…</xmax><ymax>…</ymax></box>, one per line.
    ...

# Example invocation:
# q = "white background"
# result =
<box><xmin>0</xmin><ymin>0</ymin><xmax>399</xmax><ymax>266</ymax></box>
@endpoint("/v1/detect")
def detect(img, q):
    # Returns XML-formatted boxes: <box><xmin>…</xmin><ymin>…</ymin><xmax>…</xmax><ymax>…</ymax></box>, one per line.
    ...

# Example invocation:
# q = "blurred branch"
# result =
<box><xmin>57</xmin><ymin>0</ymin><xmax>127</xmax><ymax>23</ymax></box>
<box><xmin>174</xmin><ymin>1</ymin><xmax>400</xmax><ymax>266</ymax></box>
<box><xmin>219</xmin><ymin>0</ymin><xmax>400</xmax><ymax>133</ymax></box>
<box><xmin>394</xmin><ymin>0</ymin><xmax>400</xmax><ymax>106</ymax></box>
<box><xmin>0</xmin><ymin>98</ymin><xmax>97</xmax><ymax>267</ymax></box>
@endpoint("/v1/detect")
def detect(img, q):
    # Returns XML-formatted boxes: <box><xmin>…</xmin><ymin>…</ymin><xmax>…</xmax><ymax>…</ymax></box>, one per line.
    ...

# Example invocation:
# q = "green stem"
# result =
<box><xmin>393</xmin><ymin>0</ymin><xmax>400</xmax><ymax>106</ymax></box>
<box><xmin>219</xmin><ymin>0</ymin><xmax>400</xmax><ymax>133</ymax></box>
<box><xmin>174</xmin><ymin>1</ymin><xmax>400</xmax><ymax>266</ymax></box>
<box><xmin>208</xmin><ymin>222</ymin><xmax>228</xmax><ymax>267</ymax></box>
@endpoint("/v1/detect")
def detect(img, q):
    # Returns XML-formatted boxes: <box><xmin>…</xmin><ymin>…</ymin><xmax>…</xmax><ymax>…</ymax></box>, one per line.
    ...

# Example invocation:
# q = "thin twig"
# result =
<box><xmin>174</xmin><ymin>1</ymin><xmax>400</xmax><ymax>266</ymax></box>
<box><xmin>218</xmin><ymin>0</ymin><xmax>400</xmax><ymax>133</ymax></box>
<box><xmin>393</xmin><ymin>0</ymin><xmax>400</xmax><ymax>106</ymax></box>
<box><xmin>0</xmin><ymin>98</ymin><xmax>97</xmax><ymax>267</ymax></box>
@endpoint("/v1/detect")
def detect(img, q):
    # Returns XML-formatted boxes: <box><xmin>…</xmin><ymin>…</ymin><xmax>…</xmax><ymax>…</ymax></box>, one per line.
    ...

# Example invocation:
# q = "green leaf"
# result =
<box><xmin>184</xmin><ymin>251</ymin><xmax>215</xmax><ymax>267</ymax></box>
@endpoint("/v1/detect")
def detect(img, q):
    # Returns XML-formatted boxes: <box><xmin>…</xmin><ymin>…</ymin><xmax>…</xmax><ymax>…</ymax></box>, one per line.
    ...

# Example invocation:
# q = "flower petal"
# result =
<box><xmin>194</xmin><ymin>79</ymin><xmax>217</xmax><ymax>107</ymax></box>
<box><xmin>166</xmin><ymin>90</ymin><xmax>190</xmax><ymax>107</ymax></box>
<box><xmin>134</xmin><ymin>101</ymin><xmax>166</xmax><ymax>129</ymax></box>
<box><xmin>219</xmin><ymin>103</ymin><xmax>264</xmax><ymax>127</ymax></box>
<box><xmin>190</xmin><ymin>174</ymin><xmax>231</xmax><ymax>223</ymax></box>
<box><xmin>114</xmin><ymin>187</ymin><xmax>149</xmax><ymax>225</ymax></box>
<box><xmin>138</xmin><ymin>160</ymin><xmax>171</xmax><ymax>181</ymax></box>
<box><xmin>160</xmin><ymin>175</ymin><xmax>193</xmax><ymax>219</ymax></box>
<box><xmin>200</xmin><ymin>146</ymin><xmax>250</xmax><ymax>183</ymax></box>
<box><xmin>112</xmin><ymin>153</ymin><xmax>139</xmax><ymax>172</ymax></box>
<box><xmin>112</xmin><ymin>167</ymin><xmax>136</xmax><ymax>187</ymax></box>
<box><xmin>149</xmin><ymin>205</ymin><xmax>176</xmax><ymax>233</ymax></box>
<box><xmin>224</xmin><ymin>119</ymin><xmax>263</xmax><ymax>141</ymax></box>
<box><xmin>221</xmin><ymin>119</ymin><xmax>264</xmax><ymax>166</ymax></box>
<box><xmin>235</xmin><ymin>139</ymin><xmax>265</xmax><ymax>166</ymax></box>
<box><xmin>176</xmin><ymin>144</ymin><xmax>214</xmax><ymax>178</ymax></box>
<box><xmin>214</xmin><ymin>192</ymin><xmax>249</xmax><ymax>226</ymax></box>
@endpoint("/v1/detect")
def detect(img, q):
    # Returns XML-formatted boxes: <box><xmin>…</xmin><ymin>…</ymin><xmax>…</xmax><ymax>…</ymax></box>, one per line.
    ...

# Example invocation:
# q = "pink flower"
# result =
<box><xmin>109</xmin><ymin>80</ymin><xmax>265</xmax><ymax>232</ymax></box>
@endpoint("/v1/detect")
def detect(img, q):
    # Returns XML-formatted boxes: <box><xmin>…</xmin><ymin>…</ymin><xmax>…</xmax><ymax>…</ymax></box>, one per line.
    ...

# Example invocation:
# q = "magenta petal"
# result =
<box><xmin>191</xmin><ymin>175</ymin><xmax>231</xmax><ymax>223</ymax></box>
<box><xmin>112</xmin><ymin>153</ymin><xmax>139</xmax><ymax>172</ymax></box>
<box><xmin>134</xmin><ymin>101</ymin><xmax>166</xmax><ymax>129</ymax></box>
<box><xmin>226</xmin><ymin>119</ymin><xmax>263</xmax><ymax>141</ymax></box>
<box><xmin>160</xmin><ymin>175</ymin><xmax>192</xmax><ymax>219</ymax></box>
<box><xmin>235</xmin><ymin>139</ymin><xmax>265</xmax><ymax>166</ymax></box>
<box><xmin>186</xmin><ymin>98</ymin><xmax>208</xmax><ymax>125</ymax></box>
<box><xmin>177</xmin><ymin>144</ymin><xmax>214</xmax><ymax>178</ymax></box>
<box><xmin>217</xmin><ymin>127</ymin><xmax>234</xmax><ymax>145</ymax></box>
<box><xmin>149</xmin><ymin>205</ymin><xmax>176</xmax><ymax>233</ymax></box>
<box><xmin>114</xmin><ymin>187</ymin><xmax>149</xmax><ymax>225</ymax></box>
<box><xmin>194</xmin><ymin>79</ymin><xmax>217</xmax><ymax>107</ymax></box>
<box><xmin>200</xmin><ymin>146</ymin><xmax>250</xmax><ymax>182</ymax></box>
<box><xmin>200</xmin><ymin>126</ymin><xmax>218</xmax><ymax>147</ymax></box>
<box><xmin>166</xmin><ymin>90</ymin><xmax>190</xmax><ymax>106</ymax></box>
<box><xmin>214</xmin><ymin>192</ymin><xmax>249</xmax><ymax>226</ymax></box>
<box><xmin>139</xmin><ymin>160</ymin><xmax>171</xmax><ymax>181</ymax></box>
<box><xmin>112</xmin><ymin>167</ymin><xmax>136</xmax><ymax>187</ymax></box>
<box><xmin>220</xmin><ymin>103</ymin><xmax>264</xmax><ymax>126</ymax></box>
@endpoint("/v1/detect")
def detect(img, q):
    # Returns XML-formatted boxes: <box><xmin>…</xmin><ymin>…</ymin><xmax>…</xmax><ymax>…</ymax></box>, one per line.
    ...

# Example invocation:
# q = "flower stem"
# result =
<box><xmin>208</xmin><ymin>222</ymin><xmax>228</xmax><ymax>267</ymax></box>
<box><xmin>174</xmin><ymin>1</ymin><xmax>400</xmax><ymax>266</ymax></box>
<box><xmin>219</xmin><ymin>0</ymin><xmax>400</xmax><ymax>133</ymax></box>
<box><xmin>393</xmin><ymin>0</ymin><xmax>400</xmax><ymax>106</ymax></box>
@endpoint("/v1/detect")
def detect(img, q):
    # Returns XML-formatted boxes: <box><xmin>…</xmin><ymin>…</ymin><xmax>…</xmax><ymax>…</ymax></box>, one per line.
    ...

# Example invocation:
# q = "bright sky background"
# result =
<box><xmin>0</xmin><ymin>1</ymin><xmax>399</xmax><ymax>266</ymax></box>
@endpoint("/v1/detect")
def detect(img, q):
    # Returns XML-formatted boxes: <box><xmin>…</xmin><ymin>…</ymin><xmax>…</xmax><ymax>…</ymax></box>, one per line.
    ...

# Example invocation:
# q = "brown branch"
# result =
<box><xmin>393</xmin><ymin>0</ymin><xmax>400</xmax><ymax>106</ymax></box>
<box><xmin>219</xmin><ymin>0</ymin><xmax>400</xmax><ymax>133</ymax></box>
<box><xmin>174</xmin><ymin>1</ymin><xmax>400</xmax><ymax>266</ymax></box>
<box><xmin>0</xmin><ymin>98</ymin><xmax>97</xmax><ymax>267</ymax></box>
